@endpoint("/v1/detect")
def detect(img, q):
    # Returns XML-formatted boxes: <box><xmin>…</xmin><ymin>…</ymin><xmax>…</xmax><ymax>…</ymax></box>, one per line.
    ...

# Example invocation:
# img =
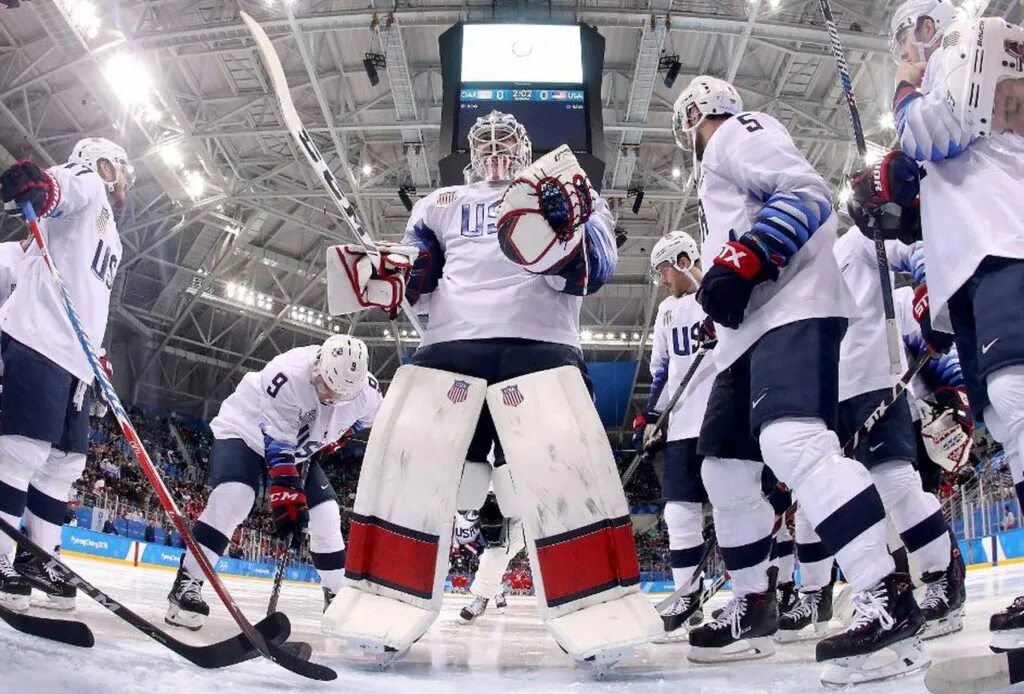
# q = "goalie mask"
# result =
<box><xmin>313</xmin><ymin>335</ymin><xmax>369</xmax><ymax>404</ymax></box>
<box><xmin>671</xmin><ymin>76</ymin><xmax>743</xmax><ymax>153</ymax></box>
<box><xmin>889</xmin><ymin>0</ymin><xmax>958</xmax><ymax>64</ymax></box>
<box><xmin>68</xmin><ymin>137</ymin><xmax>136</xmax><ymax>193</ymax></box>
<box><xmin>467</xmin><ymin>111</ymin><xmax>532</xmax><ymax>183</ymax></box>
<box><xmin>649</xmin><ymin>231</ymin><xmax>699</xmax><ymax>289</ymax></box>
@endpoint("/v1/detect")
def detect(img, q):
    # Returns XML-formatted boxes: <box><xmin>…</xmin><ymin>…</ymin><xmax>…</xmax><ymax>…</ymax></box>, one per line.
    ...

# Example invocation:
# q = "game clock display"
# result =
<box><xmin>456</xmin><ymin>87</ymin><xmax>589</xmax><ymax>153</ymax></box>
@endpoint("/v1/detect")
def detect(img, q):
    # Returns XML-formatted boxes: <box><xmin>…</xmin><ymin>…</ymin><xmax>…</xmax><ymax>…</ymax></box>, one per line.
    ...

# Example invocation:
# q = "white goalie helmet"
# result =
<box><xmin>68</xmin><ymin>137</ymin><xmax>136</xmax><ymax>193</ymax></box>
<box><xmin>649</xmin><ymin>230</ymin><xmax>699</xmax><ymax>286</ymax></box>
<box><xmin>313</xmin><ymin>335</ymin><xmax>369</xmax><ymax>403</ymax></box>
<box><xmin>672</xmin><ymin>76</ymin><xmax>743</xmax><ymax>150</ymax></box>
<box><xmin>467</xmin><ymin>110</ymin><xmax>532</xmax><ymax>183</ymax></box>
<box><xmin>889</xmin><ymin>0</ymin><xmax>959</xmax><ymax>63</ymax></box>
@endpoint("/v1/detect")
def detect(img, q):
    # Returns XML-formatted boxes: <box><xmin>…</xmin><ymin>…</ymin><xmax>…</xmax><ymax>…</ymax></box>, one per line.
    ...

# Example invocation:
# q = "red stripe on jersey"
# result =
<box><xmin>535</xmin><ymin>516</ymin><xmax>641</xmax><ymax>607</ymax></box>
<box><xmin>345</xmin><ymin>515</ymin><xmax>439</xmax><ymax>599</ymax></box>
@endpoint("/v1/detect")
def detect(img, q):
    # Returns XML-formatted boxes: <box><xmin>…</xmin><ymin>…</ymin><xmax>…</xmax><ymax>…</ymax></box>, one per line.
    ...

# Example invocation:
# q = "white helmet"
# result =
<box><xmin>313</xmin><ymin>335</ymin><xmax>369</xmax><ymax>403</ymax></box>
<box><xmin>650</xmin><ymin>230</ymin><xmax>699</xmax><ymax>286</ymax></box>
<box><xmin>68</xmin><ymin>137</ymin><xmax>136</xmax><ymax>193</ymax></box>
<box><xmin>890</xmin><ymin>0</ymin><xmax>959</xmax><ymax>63</ymax></box>
<box><xmin>467</xmin><ymin>110</ymin><xmax>532</xmax><ymax>183</ymax></box>
<box><xmin>672</xmin><ymin>76</ymin><xmax>743</xmax><ymax>150</ymax></box>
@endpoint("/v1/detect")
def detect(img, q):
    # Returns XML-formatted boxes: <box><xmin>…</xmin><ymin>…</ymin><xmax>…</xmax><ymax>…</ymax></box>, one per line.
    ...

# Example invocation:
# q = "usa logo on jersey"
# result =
<box><xmin>501</xmin><ymin>385</ymin><xmax>524</xmax><ymax>407</ymax></box>
<box><xmin>447</xmin><ymin>379</ymin><xmax>470</xmax><ymax>403</ymax></box>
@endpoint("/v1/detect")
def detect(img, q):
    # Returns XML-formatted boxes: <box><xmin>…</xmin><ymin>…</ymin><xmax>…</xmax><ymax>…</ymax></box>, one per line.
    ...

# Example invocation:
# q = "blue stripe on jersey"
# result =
<box><xmin>646</xmin><ymin>357</ymin><xmax>669</xmax><ymax>412</ymax></box>
<box><xmin>905</xmin><ymin>335</ymin><xmax>965</xmax><ymax>391</ymax></box>
<box><xmin>262</xmin><ymin>432</ymin><xmax>296</xmax><ymax>468</ymax></box>
<box><xmin>746</xmin><ymin>192</ymin><xmax>831</xmax><ymax>268</ymax></box>
<box><xmin>554</xmin><ymin>221</ymin><xmax>617</xmax><ymax>296</ymax></box>
<box><xmin>893</xmin><ymin>245</ymin><xmax>927</xmax><ymax>286</ymax></box>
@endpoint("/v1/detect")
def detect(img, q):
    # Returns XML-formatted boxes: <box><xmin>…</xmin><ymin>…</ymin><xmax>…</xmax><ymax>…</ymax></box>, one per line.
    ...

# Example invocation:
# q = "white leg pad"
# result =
<box><xmin>322</xmin><ymin>366</ymin><xmax>486</xmax><ymax>655</ymax></box>
<box><xmin>487</xmin><ymin>366</ymin><xmax>661</xmax><ymax>661</ymax></box>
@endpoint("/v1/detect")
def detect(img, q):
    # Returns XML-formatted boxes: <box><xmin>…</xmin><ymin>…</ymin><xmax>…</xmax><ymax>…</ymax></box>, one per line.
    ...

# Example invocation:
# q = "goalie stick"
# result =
<box><xmin>621</xmin><ymin>345</ymin><xmax>712</xmax><ymax>487</ymax></box>
<box><xmin>924</xmin><ymin>648</ymin><xmax>1024</xmax><ymax>694</ymax></box>
<box><xmin>0</xmin><ymin>515</ymin><xmax>296</xmax><ymax>666</ymax></box>
<box><xmin>818</xmin><ymin>0</ymin><xmax>903</xmax><ymax>377</ymax></box>
<box><xmin>240</xmin><ymin>11</ymin><xmax>424</xmax><ymax>337</ymax></box>
<box><xmin>17</xmin><ymin>204</ymin><xmax>335</xmax><ymax>681</ymax></box>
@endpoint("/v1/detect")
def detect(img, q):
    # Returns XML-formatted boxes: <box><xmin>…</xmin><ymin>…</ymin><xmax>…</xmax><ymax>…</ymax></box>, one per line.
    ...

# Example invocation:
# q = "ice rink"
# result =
<box><xmin>2</xmin><ymin>557</ymin><xmax>1023</xmax><ymax>693</ymax></box>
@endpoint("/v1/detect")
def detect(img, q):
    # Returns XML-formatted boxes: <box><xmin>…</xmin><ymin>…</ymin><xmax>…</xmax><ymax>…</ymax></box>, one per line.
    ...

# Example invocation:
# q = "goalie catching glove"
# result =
<box><xmin>496</xmin><ymin>145</ymin><xmax>596</xmax><ymax>275</ymax></box>
<box><xmin>326</xmin><ymin>242</ymin><xmax>420</xmax><ymax>316</ymax></box>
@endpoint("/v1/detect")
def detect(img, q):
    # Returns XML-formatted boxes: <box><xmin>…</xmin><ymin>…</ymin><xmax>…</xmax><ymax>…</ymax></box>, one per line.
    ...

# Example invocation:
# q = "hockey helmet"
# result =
<box><xmin>890</xmin><ymin>0</ymin><xmax>959</xmax><ymax>63</ymax></box>
<box><xmin>314</xmin><ymin>335</ymin><xmax>369</xmax><ymax>404</ymax></box>
<box><xmin>68</xmin><ymin>137</ymin><xmax>136</xmax><ymax>193</ymax></box>
<box><xmin>650</xmin><ymin>230</ymin><xmax>700</xmax><ymax>287</ymax></box>
<box><xmin>467</xmin><ymin>111</ymin><xmax>532</xmax><ymax>183</ymax></box>
<box><xmin>672</xmin><ymin>76</ymin><xmax>743</xmax><ymax>150</ymax></box>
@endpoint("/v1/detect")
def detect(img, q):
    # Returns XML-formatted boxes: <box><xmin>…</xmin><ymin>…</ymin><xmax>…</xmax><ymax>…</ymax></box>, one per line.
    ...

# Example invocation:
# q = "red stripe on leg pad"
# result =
<box><xmin>535</xmin><ymin>516</ymin><xmax>641</xmax><ymax>607</ymax></box>
<box><xmin>345</xmin><ymin>514</ymin><xmax>439</xmax><ymax>599</ymax></box>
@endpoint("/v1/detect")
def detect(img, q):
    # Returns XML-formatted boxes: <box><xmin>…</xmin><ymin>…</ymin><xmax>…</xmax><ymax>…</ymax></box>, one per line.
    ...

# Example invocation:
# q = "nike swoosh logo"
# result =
<box><xmin>752</xmin><ymin>392</ymin><xmax>768</xmax><ymax>408</ymax></box>
<box><xmin>321</xmin><ymin>484</ymin><xmax>330</xmax><ymax>490</ymax></box>
<box><xmin>870</xmin><ymin>443</ymin><xmax>884</xmax><ymax>452</ymax></box>
<box><xmin>840</xmin><ymin>263</ymin><xmax>850</xmax><ymax>274</ymax></box>
<box><xmin>983</xmin><ymin>339</ymin><xmax>999</xmax><ymax>354</ymax></box>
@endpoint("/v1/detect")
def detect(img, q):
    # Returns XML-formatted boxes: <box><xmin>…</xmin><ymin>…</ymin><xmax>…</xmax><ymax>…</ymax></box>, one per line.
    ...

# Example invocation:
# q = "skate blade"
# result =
<box><xmin>921</xmin><ymin>609</ymin><xmax>964</xmax><ymax>641</ymax></box>
<box><xmin>820</xmin><ymin>637</ymin><xmax>929</xmax><ymax>688</ymax></box>
<box><xmin>455</xmin><ymin>614</ymin><xmax>481</xmax><ymax>626</ymax></box>
<box><xmin>653</xmin><ymin>628</ymin><xmax>693</xmax><ymax>644</ymax></box>
<box><xmin>774</xmin><ymin>622</ymin><xmax>830</xmax><ymax>644</ymax></box>
<box><xmin>0</xmin><ymin>593</ymin><xmax>30</xmax><ymax>612</ymax></box>
<box><xmin>575</xmin><ymin>646</ymin><xmax>631</xmax><ymax>676</ymax></box>
<box><xmin>924</xmin><ymin>653</ymin><xmax>1011</xmax><ymax>694</ymax></box>
<box><xmin>347</xmin><ymin>639</ymin><xmax>410</xmax><ymax>669</ymax></box>
<box><xmin>31</xmin><ymin>595</ymin><xmax>75</xmax><ymax>612</ymax></box>
<box><xmin>164</xmin><ymin>605</ymin><xmax>205</xmax><ymax>631</ymax></box>
<box><xmin>688</xmin><ymin>636</ymin><xmax>776</xmax><ymax>664</ymax></box>
<box><xmin>990</xmin><ymin>627</ymin><xmax>1024</xmax><ymax>653</ymax></box>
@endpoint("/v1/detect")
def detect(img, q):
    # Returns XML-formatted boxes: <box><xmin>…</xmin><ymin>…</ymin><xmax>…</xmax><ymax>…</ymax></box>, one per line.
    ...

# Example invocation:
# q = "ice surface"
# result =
<box><xmin>3</xmin><ymin>557</ymin><xmax>1023</xmax><ymax>693</ymax></box>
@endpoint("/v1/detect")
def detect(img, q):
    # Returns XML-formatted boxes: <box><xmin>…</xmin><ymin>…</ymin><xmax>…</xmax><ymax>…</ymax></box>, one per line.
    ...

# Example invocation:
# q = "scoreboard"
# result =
<box><xmin>456</xmin><ymin>87</ymin><xmax>589</xmax><ymax>152</ymax></box>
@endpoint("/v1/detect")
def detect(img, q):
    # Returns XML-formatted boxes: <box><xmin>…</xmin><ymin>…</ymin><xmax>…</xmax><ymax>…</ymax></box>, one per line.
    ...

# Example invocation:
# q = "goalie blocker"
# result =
<box><xmin>323</xmin><ymin>365</ymin><xmax>660</xmax><ymax>665</ymax></box>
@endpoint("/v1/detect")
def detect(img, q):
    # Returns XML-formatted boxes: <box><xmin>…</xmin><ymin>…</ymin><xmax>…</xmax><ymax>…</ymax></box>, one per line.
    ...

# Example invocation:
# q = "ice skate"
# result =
<box><xmin>990</xmin><ymin>595</ymin><xmax>1024</xmax><ymax>652</ymax></box>
<box><xmin>816</xmin><ymin>573</ymin><xmax>928</xmax><ymax>687</ymax></box>
<box><xmin>458</xmin><ymin>595</ymin><xmax>488</xmax><ymax>625</ymax></box>
<box><xmin>919</xmin><ymin>551</ymin><xmax>965</xmax><ymax>641</ymax></box>
<box><xmin>323</xmin><ymin>587</ymin><xmax>336</xmax><ymax>612</ymax></box>
<box><xmin>776</xmin><ymin>583</ymin><xmax>833</xmax><ymax>644</ymax></box>
<box><xmin>654</xmin><ymin>588</ymin><xmax>703</xmax><ymax>643</ymax></box>
<box><xmin>0</xmin><ymin>554</ymin><xmax>31</xmax><ymax>612</ymax></box>
<box><xmin>687</xmin><ymin>588</ymin><xmax>778</xmax><ymax>663</ymax></box>
<box><xmin>777</xmin><ymin>580</ymin><xmax>797</xmax><ymax>615</ymax></box>
<box><xmin>13</xmin><ymin>547</ymin><xmax>76</xmax><ymax>611</ymax></box>
<box><xmin>494</xmin><ymin>592</ymin><xmax>507</xmax><ymax>614</ymax></box>
<box><xmin>165</xmin><ymin>558</ymin><xmax>210</xmax><ymax>631</ymax></box>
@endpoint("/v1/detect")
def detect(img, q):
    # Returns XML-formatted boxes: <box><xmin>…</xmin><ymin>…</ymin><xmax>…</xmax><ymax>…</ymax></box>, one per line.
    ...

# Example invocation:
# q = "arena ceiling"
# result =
<box><xmin>0</xmin><ymin>0</ymin><xmax>1018</xmax><ymax>427</ymax></box>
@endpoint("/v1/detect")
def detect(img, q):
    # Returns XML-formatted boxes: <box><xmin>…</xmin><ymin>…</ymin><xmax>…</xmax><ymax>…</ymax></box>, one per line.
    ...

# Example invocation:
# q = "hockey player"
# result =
<box><xmin>323</xmin><ymin>111</ymin><xmax>660</xmax><ymax>667</ymax></box>
<box><xmin>890</xmin><ymin>0</ymin><xmax>1024</xmax><ymax>651</ymax></box>
<box><xmin>457</xmin><ymin>499</ymin><xmax>525</xmax><ymax>624</ymax></box>
<box><xmin>637</xmin><ymin>230</ymin><xmax>717</xmax><ymax>639</ymax></box>
<box><xmin>672</xmin><ymin>75</ymin><xmax>926</xmax><ymax>684</ymax></box>
<box><xmin>0</xmin><ymin>139</ymin><xmax>131</xmax><ymax>611</ymax></box>
<box><xmin>164</xmin><ymin>335</ymin><xmax>381</xmax><ymax>629</ymax></box>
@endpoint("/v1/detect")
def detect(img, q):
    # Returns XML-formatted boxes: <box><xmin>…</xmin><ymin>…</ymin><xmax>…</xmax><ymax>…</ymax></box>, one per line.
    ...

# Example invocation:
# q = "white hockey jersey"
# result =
<box><xmin>696</xmin><ymin>111</ymin><xmax>856</xmax><ymax>370</ymax></box>
<box><xmin>649</xmin><ymin>293</ymin><xmax>716</xmax><ymax>442</ymax></box>
<box><xmin>1</xmin><ymin>164</ymin><xmax>121</xmax><ymax>383</ymax></box>
<box><xmin>403</xmin><ymin>180</ymin><xmax>618</xmax><ymax>349</ymax></box>
<box><xmin>835</xmin><ymin>226</ymin><xmax>918</xmax><ymax>401</ymax></box>
<box><xmin>0</xmin><ymin>240</ymin><xmax>26</xmax><ymax>318</ymax></box>
<box><xmin>211</xmin><ymin>345</ymin><xmax>382</xmax><ymax>462</ymax></box>
<box><xmin>452</xmin><ymin>513</ymin><xmax>483</xmax><ymax>549</ymax></box>
<box><xmin>896</xmin><ymin>45</ymin><xmax>1024</xmax><ymax>331</ymax></box>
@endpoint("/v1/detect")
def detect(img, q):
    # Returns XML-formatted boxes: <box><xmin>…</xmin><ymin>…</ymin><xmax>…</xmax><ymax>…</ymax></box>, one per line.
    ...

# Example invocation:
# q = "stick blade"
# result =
<box><xmin>924</xmin><ymin>653</ymin><xmax>1012</xmax><ymax>694</ymax></box>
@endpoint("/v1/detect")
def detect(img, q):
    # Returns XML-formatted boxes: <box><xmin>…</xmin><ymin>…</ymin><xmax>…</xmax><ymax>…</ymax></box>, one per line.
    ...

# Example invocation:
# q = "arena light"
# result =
<box><xmin>361</xmin><ymin>163</ymin><xmax>373</xmax><ymax>176</ymax></box>
<box><xmin>671</xmin><ymin>167</ymin><xmax>681</xmax><ymax>179</ymax></box>
<box><xmin>183</xmin><ymin>170</ymin><xmax>206</xmax><ymax>199</ymax></box>
<box><xmin>104</xmin><ymin>53</ymin><xmax>161</xmax><ymax>120</ymax></box>
<box><xmin>863</xmin><ymin>142</ymin><xmax>886</xmax><ymax>166</ymax></box>
<box><xmin>878</xmin><ymin>112</ymin><xmax>896</xmax><ymax>131</ymax></box>
<box><xmin>62</xmin><ymin>0</ymin><xmax>100</xmax><ymax>39</ymax></box>
<box><xmin>837</xmin><ymin>184</ymin><xmax>853</xmax><ymax>208</ymax></box>
<box><xmin>581</xmin><ymin>329</ymin><xmax>593</xmax><ymax>342</ymax></box>
<box><xmin>159</xmin><ymin>143</ymin><xmax>184</xmax><ymax>169</ymax></box>
<box><xmin>632</xmin><ymin>332</ymin><xmax>641</xmax><ymax>340</ymax></box>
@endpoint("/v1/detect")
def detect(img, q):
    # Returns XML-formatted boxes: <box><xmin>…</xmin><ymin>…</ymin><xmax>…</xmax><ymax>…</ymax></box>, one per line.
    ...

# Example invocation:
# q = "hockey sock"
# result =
<box><xmin>665</xmin><ymin>501</ymin><xmax>704</xmax><ymax>594</ymax></box>
<box><xmin>794</xmin><ymin>508</ymin><xmax>834</xmax><ymax>590</ymax></box>
<box><xmin>309</xmin><ymin>500</ymin><xmax>346</xmax><ymax>593</ymax></box>
<box><xmin>471</xmin><ymin>518</ymin><xmax>526</xmax><ymax>599</ymax></box>
<box><xmin>759</xmin><ymin>418</ymin><xmax>892</xmax><ymax>592</ymax></box>
<box><xmin>182</xmin><ymin>482</ymin><xmax>254</xmax><ymax>577</ymax></box>
<box><xmin>0</xmin><ymin>435</ymin><xmax>51</xmax><ymax>556</ymax></box>
<box><xmin>702</xmin><ymin>457</ymin><xmax>773</xmax><ymax>596</ymax></box>
<box><xmin>24</xmin><ymin>450</ymin><xmax>86</xmax><ymax>555</ymax></box>
<box><xmin>870</xmin><ymin>460</ymin><xmax>950</xmax><ymax>576</ymax></box>
<box><xmin>772</xmin><ymin>523</ymin><xmax>796</xmax><ymax>584</ymax></box>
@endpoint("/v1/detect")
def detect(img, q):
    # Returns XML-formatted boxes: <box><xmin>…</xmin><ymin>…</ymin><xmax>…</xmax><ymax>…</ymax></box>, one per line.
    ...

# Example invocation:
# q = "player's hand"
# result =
<box><xmin>896</xmin><ymin>62</ymin><xmax>926</xmax><ymax>88</ymax></box>
<box><xmin>912</xmin><ymin>284</ymin><xmax>955</xmax><ymax>354</ymax></box>
<box><xmin>632</xmin><ymin>411</ymin><xmax>665</xmax><ymax>455</ymax></box>
<box><xmin>327</xmin><ymin>242</ymin><xmax>418</xmax><ymax>316</ymax></box>
<box><xmin>1</xmin><ymin>160</ymin><xmax>58</xmax><ymax>218</ymax></box>
<box><xmin>268</xmin><ymin>462</ymin><xmax>309</xmax><ymax>546</ymax></box>
<box><xmin>696</xmin><ymin>237</ymin><xmax>777</xmax><ymax>329</ymax></box>
<box><xmin>934</xmin><ymin>385</ymin><xmax>973</xmax><ymax>429</ymax></box>
<box><xmin>698</xmin><ymin>317</ymin><xmax>718</xmax><ymax>350</ymax></box>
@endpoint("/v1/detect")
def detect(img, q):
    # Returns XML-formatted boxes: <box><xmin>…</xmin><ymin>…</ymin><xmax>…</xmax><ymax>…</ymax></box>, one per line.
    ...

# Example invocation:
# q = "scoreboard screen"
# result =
<box><xmin>455</xmin><ymin>87</ymin><xmax>589</xmax><ymax>153</ymax></box>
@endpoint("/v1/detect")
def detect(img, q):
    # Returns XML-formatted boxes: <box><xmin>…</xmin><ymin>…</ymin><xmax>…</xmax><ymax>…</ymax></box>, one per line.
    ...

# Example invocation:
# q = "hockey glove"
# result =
<box><xmin>264</xmin><ymin>435</ymin><xmax>308</xmax><ymax>545</ymax></box>
<box><xmin>912</xmin><ymin>284</ymin><xmax>955</xmax><ymax>354</ymax></box>
<box><xmin>848</xmin><ymin>151</ymin><xmax>922</xmax><ymax>243</ymax></box>
<box><xmin>697</xmin><ymin>237</ymin><xmax>778</xmax><ymax>329</ymax></box>
<box><xmin>326</xmin><ymin>242</ymin><xmax>419</xmax><ymax>318</ymax></box>
<box><xmin>933</xmin><ymin>385</ymin><xmax>973</xmax><ymax>430</ymax></box>
<box><xmin>89</xmin><ymin>350</ymin><xmax>114</xmax><ymax>419</ymax></box>
<box><xmin>632</xmin><ymin>411</ymin><xmax>665</xmax><ymax>455</ymax></box>
<box><xmin>1</xmin><ymin>160</ymin><xmax>59</xmax><ymax>218</ymax></box>
<box><xmin>698</xmin><ymin>317</ymin><xmax>718</xmax><ymax>351</ymax></box>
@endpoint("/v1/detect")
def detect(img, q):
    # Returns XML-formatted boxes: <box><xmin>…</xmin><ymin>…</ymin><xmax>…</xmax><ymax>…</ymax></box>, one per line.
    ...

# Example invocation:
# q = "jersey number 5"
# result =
<box><xmin>90</xmin><ymin>240</ymin><xmax>118</xmax><ymax>290</ymax></box>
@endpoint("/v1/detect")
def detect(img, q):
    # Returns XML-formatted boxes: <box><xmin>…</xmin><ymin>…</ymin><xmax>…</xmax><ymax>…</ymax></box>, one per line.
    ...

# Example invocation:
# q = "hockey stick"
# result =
<box><xmin>818</xmin><ymin>0</ymin><xmax>903</xmax><ymax>376</ymax></box>
<box><xmin>842</xmin><ymin>348</ymin><xmax>933</xmax><ymax>455</ymax></box>
<box><xmin>18</xmin><ymin>205</ymin><xmax>336</xmax><ymax>681</ymax></box>
<box><xmin>924</xmin><ymin>648</ymin><xmax>1024</xmax><ymax>694</ymax></box>
<box><xmin>621</xmin><ymin>346</ymin><xmax>711</xmax><ymax>487</ymax></box>
<box><xmin>654</xmin><ymin>535</ymin><xmax>724</xmax><ymax>613</ymax></box>
<box><xmin>0</xmin><ymin>516</ymin><xmax>295</xmax><ymax>666</ymax></box>
<box><xmin>0</xmin><ymin>596</ymin><xmax>94</xmax><ymax>648</ymax></box>
<box><xmin>266</xmin><ymin>460</ymin><xmax>313</xmax><ymax>616</ymax></box>
<box><xmin>240</xmin><ymin>11</ymin><xmax>424</xmax><ymax>336</ymax></box>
